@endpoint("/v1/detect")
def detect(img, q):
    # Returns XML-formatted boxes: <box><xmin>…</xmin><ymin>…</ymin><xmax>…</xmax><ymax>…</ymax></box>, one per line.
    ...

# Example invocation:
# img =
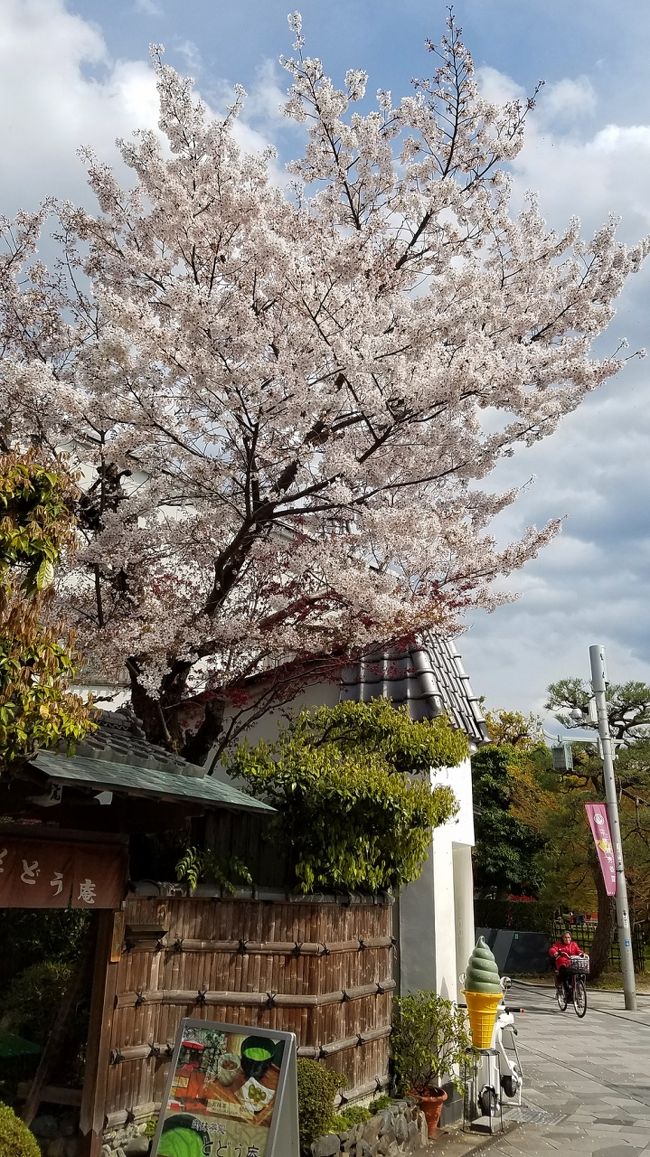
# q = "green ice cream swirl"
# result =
<box><xmin>465</xmin><ymin>936</ymin><xmax>502</xmax><ymax>994</ymax></box>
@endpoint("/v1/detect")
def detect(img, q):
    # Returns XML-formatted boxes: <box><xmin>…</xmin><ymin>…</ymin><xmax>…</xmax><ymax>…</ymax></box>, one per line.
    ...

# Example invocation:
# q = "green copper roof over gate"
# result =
<box><xmin>32</xmin><ymin>750</ymin><xmax>274</xmax><ymax>813</ymax></box>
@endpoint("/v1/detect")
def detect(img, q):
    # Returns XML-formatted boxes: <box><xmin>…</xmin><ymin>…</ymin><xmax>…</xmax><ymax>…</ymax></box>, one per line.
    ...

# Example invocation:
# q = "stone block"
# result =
<box><xmin>125</xmin><ymin>1139</ymin><xmax>151</xmax><ymax>1155</ymax></box>
<box><xmin>375</xmin><ymin>1136</ymin><xmax>395</xmax><ymax>1156</ymax></box>
<box><xmin>376</xmin><ymin>1109</ymin><xmax>394</xmax><ymax>1135</ymax></box>
<box><xmin>354</xmin><ymin>1143</ymin><xmax>373</xmax><ymax>1157</ymax></box>
<box><xmin>414</xmin><ymin>1111</ymin><xmax>428</xmax><ymax>1144</ymax></box>
<box><xmin>361</xmin><ymin>1115</ymin><xmax>383</xmax><ymax>1146</ymax></box>
<box><xmin>407</xmin><ymin>1120</ymin><xmax>421</xmax><ymax>1142</ymax></box>
<box><xmin>33</xmin><ymin>1115</ymin><xmax>59</xmax><ymax>1139</ymax></box>
<box><xmin>393</xmin><ymin>1115</ymin><xmax>409</xmax><ymax>1144</ymax></box>
<box><xmin>312</xmin><ymin>1134</ymin><xmax>342</xmax><ymax>1157</ymax></box>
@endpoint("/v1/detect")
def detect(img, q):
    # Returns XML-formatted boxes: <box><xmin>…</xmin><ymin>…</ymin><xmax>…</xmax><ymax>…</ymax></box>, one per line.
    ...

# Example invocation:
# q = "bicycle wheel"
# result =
<box><xmin>555</xmin><ymin>981</ymin><xmax>568</xmax><ymax>1011</ymax></box>
<box><xmin>573</xmin><ymin>977</ymin><xmax>587</xmax><ymax>1018</ymax></box>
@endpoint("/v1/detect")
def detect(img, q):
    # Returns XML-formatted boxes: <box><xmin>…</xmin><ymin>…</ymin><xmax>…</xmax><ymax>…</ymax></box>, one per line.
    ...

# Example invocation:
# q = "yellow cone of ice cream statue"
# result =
<box><xmin>463</xmin><ymin>937</ymin><xmax>502</xmax><ymax>1049</ymax></box>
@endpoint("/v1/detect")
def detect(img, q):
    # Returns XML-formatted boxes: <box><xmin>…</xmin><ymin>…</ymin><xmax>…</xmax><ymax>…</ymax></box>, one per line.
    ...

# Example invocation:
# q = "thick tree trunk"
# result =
<box><xmin>182</xmin><ymin>699</ymin><xmax>226</xmax><ymax>767</ymax></box>
<box><xmin>589</xmin><ymin>854</ymin><xmax>615</xmax><ymax>979</ymax></box>
<box><xmin>127</xmin><ymin>664</ymin><xmax>225</xmax><ymax>766</ymax></box>
<box><xmin>128</xmin><ymin>675</ymin><xmax>172</xmax><ymax>749</ymax></box>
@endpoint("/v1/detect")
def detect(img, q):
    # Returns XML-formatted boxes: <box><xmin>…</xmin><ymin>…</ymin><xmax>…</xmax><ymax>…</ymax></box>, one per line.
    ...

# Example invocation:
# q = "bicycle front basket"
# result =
<box><xmin>569</xmin><ymin>955</ymin><xmax>590</xmax><ymax>975</ymax></box>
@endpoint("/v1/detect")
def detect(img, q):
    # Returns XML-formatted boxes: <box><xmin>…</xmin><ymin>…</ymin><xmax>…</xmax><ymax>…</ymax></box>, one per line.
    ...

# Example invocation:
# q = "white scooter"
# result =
<box><xmin>459</xmin><ymin>974</ymin><xmax>524</xmax><ymax>1126</ymax></box>
<box><xmin>477</xmin><ymin>976</ymin><xmax>524</xmax><ymax>1117</ymax></box>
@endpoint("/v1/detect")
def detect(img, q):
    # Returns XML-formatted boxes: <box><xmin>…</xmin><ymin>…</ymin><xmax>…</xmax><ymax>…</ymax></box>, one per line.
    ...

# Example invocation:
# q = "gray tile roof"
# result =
<box><xmin>339</xmin><ymin>633</ymin><xmax>489</xmax><ymax>744</ymax></box>
<box><xmin>76</xmin><ymin>708</ymin><xmax>200</xmax><ymax>777</ymax></box>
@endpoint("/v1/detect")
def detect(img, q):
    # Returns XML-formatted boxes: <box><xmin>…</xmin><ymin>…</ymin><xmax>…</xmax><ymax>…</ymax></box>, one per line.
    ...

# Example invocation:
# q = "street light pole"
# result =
<box><xmin>589</xmin><ymin>644</ymin><xmax>637</xmax><ymax>1011</ymax></box>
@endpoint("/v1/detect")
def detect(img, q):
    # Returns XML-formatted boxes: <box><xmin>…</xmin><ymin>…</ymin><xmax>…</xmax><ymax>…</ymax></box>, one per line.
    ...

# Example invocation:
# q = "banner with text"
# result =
<box><xmin>585</xmin><ymin>803</ymin><xmax>617</xmax><ymax>897</ymax></box>
<box><xmin>0</xmin><ymin>835</ymin><xmax>127</xmax><ymax>908</ymax></box>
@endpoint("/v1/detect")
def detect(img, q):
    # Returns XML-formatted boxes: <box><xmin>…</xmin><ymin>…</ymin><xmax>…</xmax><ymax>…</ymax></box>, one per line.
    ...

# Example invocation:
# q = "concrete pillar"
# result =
<box><xmin>397</xmin><ymin>839</ymin><xmax>436</xmax><ymax>994</ymax></box>
<box><xmin>431</xmin><ymin>829</ymin><xmax>457</xmax><ymax>1001</ymax></box>
<box><xmin>453</xmin><ymin>842</ymin><xmax>475</xmax><ymax>987</ymax></box>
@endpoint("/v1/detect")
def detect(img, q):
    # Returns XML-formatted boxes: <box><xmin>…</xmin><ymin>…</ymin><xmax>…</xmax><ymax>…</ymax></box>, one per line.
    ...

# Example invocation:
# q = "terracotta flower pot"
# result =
<box><xmin>413</xmin><ymin>1088</ymin><xmax>448</xmax><ymax>1137</ymax></box>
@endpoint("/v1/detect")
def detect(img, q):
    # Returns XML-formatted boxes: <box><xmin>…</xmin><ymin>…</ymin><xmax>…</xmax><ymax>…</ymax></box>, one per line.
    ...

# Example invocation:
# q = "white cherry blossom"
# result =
<box><xmin>0</xmin><ymin>14</ymin><xmax>647</xmax><ymax>757</ymax></box>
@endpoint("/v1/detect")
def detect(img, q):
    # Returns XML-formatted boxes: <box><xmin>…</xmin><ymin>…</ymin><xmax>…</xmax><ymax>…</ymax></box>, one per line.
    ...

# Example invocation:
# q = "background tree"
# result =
<box><xmin>471</xmin><ymin>734</ymin><xmax>548</xmax><ymax>899</ymax></box>
<box><xmin>547</xmin><ymin>677</ymin><xmax>650</xmax><ymax>745</ymax></box>
<box><xmin>485</xmin><ymin>708</ymin><xmax>544</xmax><ymax>750</ymax></box>
<box><xmin>0</xmin><ymin>455</ymin><xmax>90</xmax><ymax>773</ymax></box>
<box><xmin>1</xmin><ymin>15</ymin><xmax>647</xmax><ymax>759</ymax></box>
<box><xmin>545</xmin><ymin>678</ymin><xmax>650</xmax><ymax>975</ymax></box>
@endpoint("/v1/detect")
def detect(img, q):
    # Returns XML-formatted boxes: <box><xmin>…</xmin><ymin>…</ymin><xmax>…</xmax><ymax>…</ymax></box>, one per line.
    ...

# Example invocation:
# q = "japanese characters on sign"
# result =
<box><xmin>585</xmin><ymin>802</ymin><xmax>617</xmax><ymax>897</ymax></box>
<box><xmin>0</xmin><ymin>836</ymin><xmax>126</xmax><ymax>908</ymax></box>
<box><xmin>151</xmin><ymin>1020</ymin><xmax>299</xmax><ymax>1157</ymax></box>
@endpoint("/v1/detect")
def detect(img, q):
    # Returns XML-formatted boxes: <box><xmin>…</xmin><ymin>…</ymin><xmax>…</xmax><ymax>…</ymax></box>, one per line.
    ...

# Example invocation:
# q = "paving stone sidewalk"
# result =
<box><xmin>414</xmin><ymin>980</ymin><xmax>650</xmax><ymax>1157</ymax></box>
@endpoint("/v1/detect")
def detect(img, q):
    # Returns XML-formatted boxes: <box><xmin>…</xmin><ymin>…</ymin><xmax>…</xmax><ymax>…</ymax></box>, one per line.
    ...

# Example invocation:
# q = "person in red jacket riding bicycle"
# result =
<box><xmin>549</xmin><ymin>930</ymin><xmax>585</xmax><ymax>996</ymax></box>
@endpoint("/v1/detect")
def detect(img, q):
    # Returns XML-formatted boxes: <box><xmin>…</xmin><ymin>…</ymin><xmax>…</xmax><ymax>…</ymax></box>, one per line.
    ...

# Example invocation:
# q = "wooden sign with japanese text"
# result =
<box><xmin>0</xmin><ymin>835</ymin><xmax>127</xmax><ymax>908</ymax></box>
<box><xmin>151</xmin><ymin>1019</ymin><xmax>299</xmax><ymax>1157</ymax></box>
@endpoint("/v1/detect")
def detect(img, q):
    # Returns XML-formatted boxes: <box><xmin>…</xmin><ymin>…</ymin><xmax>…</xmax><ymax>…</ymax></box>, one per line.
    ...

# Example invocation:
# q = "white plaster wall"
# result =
<box><xmin>431</xmin><ymin>757</ymin><xmax>475</xmax><ymax>847</ymax></box>
<box><xmin>211</xmin><ymin>677</ymin><xmax>341</xmax><ymax>784</ymax></box>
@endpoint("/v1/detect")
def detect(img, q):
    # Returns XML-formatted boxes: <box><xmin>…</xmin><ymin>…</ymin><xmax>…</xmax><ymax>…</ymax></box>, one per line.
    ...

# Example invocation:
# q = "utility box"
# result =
<box><xmin>552</xmin><ymin>742</ymin><xmax>573</xmax><ymax>772</ymax></box>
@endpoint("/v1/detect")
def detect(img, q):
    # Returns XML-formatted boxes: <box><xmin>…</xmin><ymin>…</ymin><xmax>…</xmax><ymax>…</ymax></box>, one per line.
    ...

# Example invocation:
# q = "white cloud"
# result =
<box><xmin>0</xmin><ymin>0</ymin><xmax>286</xmax><ymax>217</ymax></box>
<box><xmin>538</xmin><ymin>77</ymin><xmax>597</xmax><ymax>123</ymax></box>
<box><xmin>0</xmin><ymin>0</ymin><xmax>160</xmax><ymax>212</ymax></box>
<box><xmin>477</xmin><ymin>65</ymin><xmax>525</xmax><ymax>107</ymax></box>
<box><xmin>460</xmin><ymin>66</ymin><xmax>650</xmax><ymax>709</ymax></box>
<box><xmin>175</xmin><ymin>38</ymin><xmax>203</xmax><ymax>75</ymax></box>
<box><xmin>134</xmin><ymin>0</ymin><xmax>162</xmax><ymax>15</ymax></box>
<box><xmin>244</xmin><ymin>60</ymin><xmax>289</xmax><ymax>126</ymax></box>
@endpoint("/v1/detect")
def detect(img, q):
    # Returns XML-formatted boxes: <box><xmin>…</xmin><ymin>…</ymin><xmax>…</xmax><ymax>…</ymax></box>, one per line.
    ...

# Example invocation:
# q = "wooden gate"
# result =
<box><xmin>98</xmin><ymin>891</ymin><xmax>395</xmax><ymax>1135</ymax></box>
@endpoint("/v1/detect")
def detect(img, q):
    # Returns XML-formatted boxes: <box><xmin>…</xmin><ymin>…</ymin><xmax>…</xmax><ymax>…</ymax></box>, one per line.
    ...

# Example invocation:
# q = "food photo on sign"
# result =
<box><xmin>151</xmin><ymin>1020</ymin><xmax>291</xmax><ymax>1157</ymax></box>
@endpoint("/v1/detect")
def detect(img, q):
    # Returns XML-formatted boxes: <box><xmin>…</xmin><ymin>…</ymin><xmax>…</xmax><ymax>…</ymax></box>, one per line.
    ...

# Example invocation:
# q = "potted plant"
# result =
<box><xmin>391</xmin><ymin>991</ymin><xmax>474</xmax><ymax>1137</ymax></box>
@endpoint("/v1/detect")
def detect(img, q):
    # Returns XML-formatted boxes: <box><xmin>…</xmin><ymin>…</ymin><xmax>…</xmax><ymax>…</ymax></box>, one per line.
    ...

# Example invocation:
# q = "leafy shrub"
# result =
<box><xmin>392</xmin><ymin>991</ymin><xmax>473</xmax><ymax>1095</ymax></box>
<box><xmin>0</xmin><ymin>1102</ymin><xmax>40</xmax><ymax>1157</ymax></box>
<box><xmin>227</xmin><ymin>700</ymin><xmax>464</xmax><ymax>893</ymax></box>
<box><xmin>335</xmin><ymin>1104</ymin><xmax>371</xmax><ymax>1130</ymax></box>
<box><xmin>368</xmin><ymin>1093</ymin><xmax>391</xmax><ymax>1113</ymax></box>
<box><xmin>175</xmin><ymin>846</ymin><xmax>252</xmax><ymax>894</ymax></box>
<box><xmin>3</xmin><ymin>962</ymin><xmax>72</xmax><ymax>1044</ymax></box>
<box><xmin>0</xmin><ymin>910</ymin><xmax>89</xmax><ymax>990</ymax></box>
<box><xmin>297</xmin><ymin>1059</ymin><xmax>345</xmax><ymax>1154</ymax></box>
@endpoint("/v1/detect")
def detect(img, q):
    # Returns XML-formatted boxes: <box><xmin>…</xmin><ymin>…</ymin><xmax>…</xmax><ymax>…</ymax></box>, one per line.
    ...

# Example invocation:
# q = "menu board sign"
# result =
<box><xmin>151</xmin><ymin>1019</ymin><xmax>299</xmax><ymax>1157</ymax></box>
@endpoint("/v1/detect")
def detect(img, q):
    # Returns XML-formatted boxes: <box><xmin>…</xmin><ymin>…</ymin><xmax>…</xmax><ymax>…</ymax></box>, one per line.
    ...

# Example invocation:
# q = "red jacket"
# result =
<box><xmin>549</xmin><ymin>939</ymin><xmax>583</xmax><ymax>970</ymax></box>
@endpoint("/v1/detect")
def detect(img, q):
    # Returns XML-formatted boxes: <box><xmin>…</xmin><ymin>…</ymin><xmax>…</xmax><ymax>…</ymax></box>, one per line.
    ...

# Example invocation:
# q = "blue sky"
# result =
<box><xmin>83</xmin><ymin>1</ymin><xmax>646</xmax><ymax>114</ymax></box>
<box><xmin>3</xmin><ymin>0</ymin><xmax>650</xmax><ymax>723</ymax></box>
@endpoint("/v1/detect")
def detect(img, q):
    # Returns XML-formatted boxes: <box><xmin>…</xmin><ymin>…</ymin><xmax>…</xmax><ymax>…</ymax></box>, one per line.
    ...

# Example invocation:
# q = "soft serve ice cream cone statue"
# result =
<box><xmin>463</xmin><ymin>937</ymin><xmax>503</xmax><ymax>1049</ymax></box>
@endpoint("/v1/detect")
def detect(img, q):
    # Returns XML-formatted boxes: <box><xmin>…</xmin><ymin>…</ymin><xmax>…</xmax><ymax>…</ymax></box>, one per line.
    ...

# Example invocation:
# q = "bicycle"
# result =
<box><xmin>555</xmin><ymin>954</ymin><xmax>588</xmax><ymax>1018</ymax></box>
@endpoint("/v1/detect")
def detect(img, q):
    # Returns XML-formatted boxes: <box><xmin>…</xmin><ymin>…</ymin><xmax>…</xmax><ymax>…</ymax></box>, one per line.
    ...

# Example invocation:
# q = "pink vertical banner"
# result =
<box><xmin>585</xmin><ymin>803</ymin><xmax>617</xmax><ymax>896</ymax></box>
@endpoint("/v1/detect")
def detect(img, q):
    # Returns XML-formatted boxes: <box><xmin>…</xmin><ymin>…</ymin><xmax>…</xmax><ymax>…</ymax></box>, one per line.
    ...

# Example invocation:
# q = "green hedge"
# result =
<box><xmin>297</xmin><ymin>1059</ymin><xmax>345</xmax><ymax>1155</ymax></box>
<box><xmin>0</xmin><ymin>1102</ymin><xmax>40</xmax><ymax>1157</ymax></box>
<box><xmin>2</xmin><ymin>962</ymin><xmax>73</xmax><ymax>1044</ymax></box>
<box><xmin>474</xmin><ymin>899</ymin><xmax>555</xmax><ymax>933</ymax></box>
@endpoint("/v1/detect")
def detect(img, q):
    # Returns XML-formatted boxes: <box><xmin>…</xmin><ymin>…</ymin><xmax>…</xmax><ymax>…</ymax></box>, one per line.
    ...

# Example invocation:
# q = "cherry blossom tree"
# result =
<box><xmin>0</xmin><ymin>14</ymin><xmax>647</xmax><ymax>760</ymax></box>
